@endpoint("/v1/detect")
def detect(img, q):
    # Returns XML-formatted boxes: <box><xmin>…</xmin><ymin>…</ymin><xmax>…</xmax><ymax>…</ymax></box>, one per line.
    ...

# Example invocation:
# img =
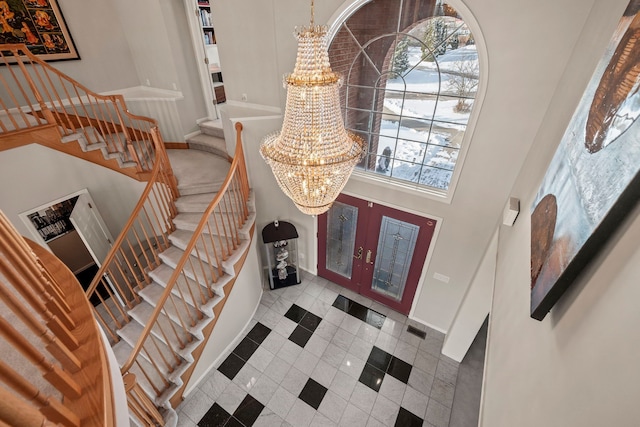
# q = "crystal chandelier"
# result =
<box><xmin>260</xmin><ymin>0</ymin><xmax>365</xmax><ymax>216</ymax></box>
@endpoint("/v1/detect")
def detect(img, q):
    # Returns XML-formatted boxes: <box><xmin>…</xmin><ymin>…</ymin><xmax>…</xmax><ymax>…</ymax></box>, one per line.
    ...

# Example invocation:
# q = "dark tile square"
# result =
<box><xmin>387</xmin><ymin>356</ymin><xmax>412</xmax><ymax>383</ymax></box>
<box><xmin>367</xmin><ymin>346</ymin><xmax>393</xmax><ymax>371</ymax></box>
<box><xmin>233</xmin><ymin>394</ymin><xmax>264</xmax><ymax>426</ymax></box>
<box><xmin>224</xmin><ymin>417</ymin><xmax>244</xmax><ymax>427</ymax></box>
<box><xmin>364</xmin><ymin>310</ymin><xmax>386</xmax><ymax>329</ymax></box>
<box><xmin>332</xmin><ymin>294</ymin><xmax>353</xmax><ymax>312</ymax></box>
<box><xmin>218</xmin><ymin>353</ymin><xmax>245</xmax><ymax>380</ymax></box>
<box><xmin>358</xmin><ymin>363</ymin><xmax>386</xmax><ymax>392</ymax></box>
<box><xmin>198</xmin><ymin>403</ymin><xmax>230</xmax><ymax>427</ymax></box>
<box><xmin>285</xmin><ymin>304</ymin><xmax>308</xmax><ymax>323</ymax></box>
<box><xmin>247</xmin><ymin>322</ymin><xmax>271</xmax><ymax>344</ymax></box>
<box><xmin>347</xmin><ymin>302</ymin><xmax>369</xmax><ymax>321</ymax></box>
<box><xmin>289</xmin><ymin>325</ymin><xmax>313</xmax><ymax>348</ymax></box>
<box><xmin>298</xmin><ymin>378</ymin><xmax>328</xmax><ymax>410</ymax></box>
<box><xmin>299</xmin><ymin>311</ymin><xmax>322</xmax><ymax>332</ymax></box>
<box><xmin>233</xmin><ymin>337</ymin><xmax>260</xmax><ymax>361</ymax></box>
<box><xmin>394</xmin><ymin>407</ymin><xmax>423</xmax><ymax>427</ymax></box>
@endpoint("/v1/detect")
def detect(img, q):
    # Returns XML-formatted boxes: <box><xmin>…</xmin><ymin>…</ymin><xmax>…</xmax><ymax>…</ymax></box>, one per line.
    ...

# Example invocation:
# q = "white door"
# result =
<box><xmin>70</xmin><ymin>192</ymin><xmax>113</xmax><ymax>267</ymax></box>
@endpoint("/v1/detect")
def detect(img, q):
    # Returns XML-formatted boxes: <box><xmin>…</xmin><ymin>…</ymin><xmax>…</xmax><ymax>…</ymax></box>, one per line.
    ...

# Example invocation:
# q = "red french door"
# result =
<box><xmin>318</xmin><ymin>194</ymin><xmax>436</xmax><ymax>314</ymax></box>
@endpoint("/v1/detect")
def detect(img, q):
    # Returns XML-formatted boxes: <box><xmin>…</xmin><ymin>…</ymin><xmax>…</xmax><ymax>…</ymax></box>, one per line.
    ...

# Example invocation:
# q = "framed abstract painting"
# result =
<box><xmin>530</xmin><ymin>0</ymin><xmax>640</xmax><ymax>321</ymax></box>
<box><xmin>0</xmin><ymin>0</ymin><xmax>79</xmax><ymax>62</ymax></box>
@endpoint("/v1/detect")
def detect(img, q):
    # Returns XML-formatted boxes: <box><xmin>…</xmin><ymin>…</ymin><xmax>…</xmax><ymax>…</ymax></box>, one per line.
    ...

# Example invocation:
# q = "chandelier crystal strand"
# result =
<box><xmin>260</xmin><ymin>1</ymin><xmax>365</xmax><ymax>215</ymax></box>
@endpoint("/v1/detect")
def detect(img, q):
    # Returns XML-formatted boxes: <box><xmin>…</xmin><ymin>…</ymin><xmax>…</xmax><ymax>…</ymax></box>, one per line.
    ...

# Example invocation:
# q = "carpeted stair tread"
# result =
<box><xmin>186</xmin><ymin>133</ymin><xmax>228</xmax><ymax>158</ymax></box>
<box><xmin>175</xmin><ymin>192</ymin><xmax>220</xmax><ymax>213</ymax></box>
<box><xmin>199</xmin><ymin>119</ymin><xmax>225</xmax><ymax>138</ymax></box>
<box><xmin>159</xmin><ymin>245</ymin><xmax>216</xmax><ymax>285</ymax></box>
<box><xmin>116</xmin><ymin>321</ymin><xmax>189</xmax><ymax>383</ymax></box>
<box><xmin>173</xmin><ymin>211</ymin><xmax>255</xmax><ymax>240</ymax></box>
<box><xmin>128</xmin><ymin>301</ymin><xmax>204</xmax><ymax>363</ymax></box>
<box><xmin>167</xmin><ymin>149</ymin><xmax>230</xmax><ymax>196</ymax></box>
<box><xmin>138</xmin><ymin>282</ymin><xmax>207</xmax><ymax>329</ymax></box>
<box><xmin>168</xmin><ymin>229</ymin><xmax>237</xmax><ymax>276</ymax></box>
<box><xmin>147</xmin><ymin>265</ymin><xmax>213</xmax><ymax>311</ymax></box>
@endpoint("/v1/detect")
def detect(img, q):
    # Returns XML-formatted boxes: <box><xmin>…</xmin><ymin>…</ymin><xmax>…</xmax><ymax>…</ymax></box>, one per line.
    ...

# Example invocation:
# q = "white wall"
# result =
<box><xmin>210</xmin><ymin>0</ymin><xmax>599</xmax><ymax>332</ymax></box>
<box><xmin>0</xmin><ymin>144</ymin><xmax>145</xmax><ymax>245</ymax></box>
<box><xmin>111</xmin><ymin>0</ymin><xmax>209</xmax><ymax>137</ymax></box>
<box><xmin>481</xmin><ymin>0</ymin><xmax>640</xmax><ymax>425</ymax></box>
<box><xmin>441</xmin><ymin>229</ymin><xmax>496</xmax><ymax>362</ymax></box>
<box><xmin>185</xmin><ymin>237</ymin><xmax>263</xmax><ymax>393</ymax></box>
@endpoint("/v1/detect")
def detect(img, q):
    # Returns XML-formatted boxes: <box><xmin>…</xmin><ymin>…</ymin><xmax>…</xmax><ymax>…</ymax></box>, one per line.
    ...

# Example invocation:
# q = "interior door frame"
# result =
<box><xmin>317</xmin><ymin>192</ymin><xmax>442</xmax><ymax>316</ymax></box>
<box><xmin>19</xmin><ymin>189</ymin><xmax>114</xmax><ymax>266</ymax></box>
<box><xmin>183</xmin><ymin>0</ymin><xmax>219</xmax><ymax>120</ymax></box>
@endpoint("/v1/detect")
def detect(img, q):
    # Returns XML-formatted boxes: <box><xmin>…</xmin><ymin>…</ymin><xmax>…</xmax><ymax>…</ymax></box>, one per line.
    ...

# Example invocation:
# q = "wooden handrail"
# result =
<box><xmin>0</xmin><ymin>44</ymin><xmax>158</xmax><ymax>173</ymax></box>
<box><xmin>0</xmin><ymin>212</ymin><xmax>116</xmax><ymax>427</ymax></box>
<box><xmin>119</xmin><ymin>122</ymin><xmax>248</xmax><ymax>375</ymax></box>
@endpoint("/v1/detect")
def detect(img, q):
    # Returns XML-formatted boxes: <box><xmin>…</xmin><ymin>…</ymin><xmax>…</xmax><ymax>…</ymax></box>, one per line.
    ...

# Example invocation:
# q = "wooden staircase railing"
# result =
<box><xmin>0</xmin><ymin>210</ymin><xmax>116</xmax><ymax>427</ymax></box>
<box><xmin>0</xmin><ymin>44</ymin><xmax>157</xmax><ymax>173</ymax></box>
<box><xmin>87</xmin><ymin>122</ymin><xmax>251</xmax><ymax>414</ymax></box>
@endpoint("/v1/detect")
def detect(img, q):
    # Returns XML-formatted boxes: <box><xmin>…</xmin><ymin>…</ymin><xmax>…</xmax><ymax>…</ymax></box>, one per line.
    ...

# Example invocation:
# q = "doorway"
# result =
<box><xmin>318</xmin><ymin>194</ymin><xmax>437</xmax><ymax>314</ymax></box>
<box><xmin>20</xmin><ymin>189</ymin><xmax>114</xmax><ymax>291</ymax></box>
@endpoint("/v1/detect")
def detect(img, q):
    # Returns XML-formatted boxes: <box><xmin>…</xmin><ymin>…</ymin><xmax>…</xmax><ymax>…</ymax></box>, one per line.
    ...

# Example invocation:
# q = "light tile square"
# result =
<box><xmin>177</xmin><ymin>389</ymin><xmax>214</xmax><ymax>424</ymax></box>
<box><xmin>321</xmin><ymin>343</ymin><xmax>347</xmax><ymax>368</ymax></box>
<box><xmin>324</xmin><ymin>306</ymin><xmax>348</xmax><ymax>326</ymax></box>
<box><xmin>339</xmin><ymin>353</ymin><xmax>366</xmax><ymax>379</ymax></box>
<box><xmin>216</xmin><ymin>381</ymin><xmax>246</xmax><ymax>414</ymax></box>
<box><xmin>340</xmin><ymin>315</ymin><xmax>364</xmax><ymax>335</ymax></box>
<box><xmin>311</xmin><ymin>359</ymin><xmax>338</xmax><ymax>388</ymax></box>
<box><xmin>309</xmin><ymin>298</ymin><xmax>331</xmax><ymax>318</ymax></box>
<box><xmin>356</xmin><ymin>323</ymin><xmax>380</xmax><ymax>344</ymax></box>
<box><xmin>349</xmin><ymin>382</ymin><xmax>377</xmax><ymax>414</ymax></box>
<box><xmin>261</xmin><ymin>308</ymin><xmax>283</xmax><ymax>329</ymax></box>
<box><xmin>425</xmin><ymin>399</ymin><xmax>451</xmax><ymax>427</ymax></box>
<box><xmin>318</xmin><ymin>287</ymin><xmax>339</xmax><ymax>304</ymax></box>
<box><xmin>315</xmin><ymin>320</ymin><xmax>340</xmax><ymax>342</ymax></box>
<box><xmin>281</xmin><ymin>366</ymin><xmax>309</xmax><ymax>396</ymax></box>
<box><xmin>349</xmin><ymin>337</ymin><xmax>374</xmax><ymax>361</ymax></box>
<box><xmin>264</xmin><ymin>357</ymin><xmax>292</xmax><ymax>384</ymax></box>
<box><xmin>232</xmin><ymin>362</ymin><xmax>261</xmax><ymax>392</ymax></box>
<box><xmin>199</xmin><ymin>370</ymin><xmax>230</xmax><ymax>401</ymax></box>
<box><xmin>293</xmin><ymin>349</ymin><xmax>320</xmax><ymax>376</ymax></box>
<box><xmin>339</xmin><ymin>403</ymin><xmax>369</xmax><ymax>427</ymax></box>
<box><xmin>330</xmin><ymin>370</ymin><xmax>357</xmax><ymax>401</ymax></box>
<box><xmin>408</xmin><ymin>367</ymin><xmax>434</xmax><ymax>397</ymax></box>
<box><xmin>250</xmin><ymin>374</ymin><xmax>280</xmax><ymax>406</ymax></box>
<box><xmin>413</xmin><ymin>350</ymin><xmax>439</xmax><ymax>376</ymax></box>
<box><xmin>402</xmin><ymin>385</ymin><xmax>429</xmax><ymax>419</ymax></box>
<box><xmin>261</xmin><ymin>329</ymin><xmax>287</xmax><ymax>354</ymax></box>
<box><xmin>393</xmin><ymin>340</ymin><xmax>418</xmax><ymax>365</ymax></box>
<box><xmin>381</xmin><ymin>317</ymin><xmax>404</xmax><ymax>338</ymax></box>
<box><xmin>278</xmin><ymin>339</ymin><xmax>304</xmax><ymax>365</ymax></box>
<box><xmin>378</xmin><ymin>375</ymin><xmax>407</xmax><ymax>405</ymax></box>
<box><xmin>318</xmin><ymin>390</ymin><xmax>348</xmax><ymax>423</ymax></box>
<box><xmin>275</xmin><ymin>316</ymin><xmax>298</xmax><ymax>338</ymax></box>
<box><xmin>305</xmin><ymin>334</ymin><xmax>330</xmax><ymax>358</ymax></box>
<box><xmin>249</xmin><ymin>346</ymin><xmax>276</xmax><ymax>372</ymax></box>
<box><xmin>311</xmin><ymin>412</ymin><xmax>337</xmax><ymax>427</ymax></box>
<box><xmin>332</xmin><ymin>328</ymin><xmax>356</xmax><ymax>351</ymax></box>
<box><xmin>285</xmin><ymin>398</ymin><xmax>317</xmax><ymax>427</ymax></box>
<box><xmin>296</xmin><ymin>292</ymin><xmax>317</xmax><ymax>310</ymax></box>
<box><xmin>252</xmin><ymin>407</ymin><xmax>284</xmax><ymax>427</ymax></box>
<box><xmin>272</xmin><ymin>297</ymin><xmax>294</xmax><ymax>315</ymax></box>
<box><xmin>375</xmin><ymin>331</ymin><xmax>398</xmax><ymax>354</ymax></box>
<box><xmin>370</xmin><ymin>394</ymin><xmax>400</xmax><ymax>427</ymax></box>
<box><xmin>267</xmin><ymin>386</ymin><xmax>297</xmax><ymax>420</ymax></box>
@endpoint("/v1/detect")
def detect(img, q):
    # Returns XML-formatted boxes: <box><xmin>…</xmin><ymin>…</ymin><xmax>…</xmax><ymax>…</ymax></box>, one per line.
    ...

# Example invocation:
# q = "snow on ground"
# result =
<box><xmin>364</xmin><ymin>45</ymin><xmax>477</xmax><ymax>189</ymax></box>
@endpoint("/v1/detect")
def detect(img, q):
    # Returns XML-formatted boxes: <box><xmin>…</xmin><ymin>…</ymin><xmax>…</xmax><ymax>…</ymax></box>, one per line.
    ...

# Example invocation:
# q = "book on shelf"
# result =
<box><xmin>199</xmin><ymin>9</ymin><xmax>212</xmax><ymax>27</ymax></box>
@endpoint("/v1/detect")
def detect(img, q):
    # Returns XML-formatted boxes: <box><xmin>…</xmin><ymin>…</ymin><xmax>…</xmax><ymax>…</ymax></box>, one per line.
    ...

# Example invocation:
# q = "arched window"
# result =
<box><xmin>329</xmin><ymin>0</ymin><xmax>479</xmax><ymax>195</ymax></box>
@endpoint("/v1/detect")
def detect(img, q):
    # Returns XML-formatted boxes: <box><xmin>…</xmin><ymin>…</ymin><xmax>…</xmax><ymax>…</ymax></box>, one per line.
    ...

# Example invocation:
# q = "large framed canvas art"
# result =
<box><xmin>0</xmin><ymin>0</ymin><xmax>79</xmax><ymax>61</ymax></box>
<box><xmin>530</xmin><ymin>0</ymin><xmax>640</xmax><ymax>321</ymax></box>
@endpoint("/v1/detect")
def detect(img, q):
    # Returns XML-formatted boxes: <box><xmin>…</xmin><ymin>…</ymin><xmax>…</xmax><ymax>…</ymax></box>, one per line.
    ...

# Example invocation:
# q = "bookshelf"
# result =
<box><xmin>197</xmin><ymin>0</ymin><xmax>225</xmax><ymax>104</ymax></box>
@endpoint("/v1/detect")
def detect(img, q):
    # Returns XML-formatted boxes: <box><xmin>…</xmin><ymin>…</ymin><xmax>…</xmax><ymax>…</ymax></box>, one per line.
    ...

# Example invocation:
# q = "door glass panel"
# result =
<box><xmin>371</xmin><ymin>216</ymin><xmax>419</xmax><ymax>301</ymax></box>
<box><xmin>326</xmin><ymin>202</ymin><xmax>358</xmax><ymax>279</ymax></box>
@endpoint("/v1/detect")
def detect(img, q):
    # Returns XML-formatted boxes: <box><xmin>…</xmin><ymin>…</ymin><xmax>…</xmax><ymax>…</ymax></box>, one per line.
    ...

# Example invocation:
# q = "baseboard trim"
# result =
<box><xmin>182</xmin><ymin>287</ymin><xmax>264</xmax><ymax>398</ymax></box>
<box><xmin>164</xmin><ymin>142</ymin><xmax>189</xmax><ymax>149</ymax></box>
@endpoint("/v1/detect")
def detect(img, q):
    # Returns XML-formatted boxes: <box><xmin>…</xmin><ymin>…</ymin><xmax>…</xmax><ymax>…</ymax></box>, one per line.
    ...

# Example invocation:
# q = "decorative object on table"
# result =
<box><xmin>0</xmin><ymin>0</ymin><xmax>79</xmax><ymax>62</ymax></box>
<box><xmin>262</xmin><ymin>220</ymin><xmax>301</xmax><ymax>289</ymax></box>
<box><xmin>530</xmin><ymin>0</ymin><xmax>640</xmax><ymax>321</ymax></box>
<box><xmin>259</xmin><ymin>0</ymin><xmax>365</xmax><ymax>216</ymax></box>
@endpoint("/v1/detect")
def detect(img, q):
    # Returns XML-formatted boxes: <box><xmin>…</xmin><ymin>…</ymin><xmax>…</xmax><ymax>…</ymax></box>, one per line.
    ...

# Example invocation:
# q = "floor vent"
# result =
<box><xmin>406</xmin><ymin>325</ymin><xmax>427</xmax><ymax>339</ymax></box>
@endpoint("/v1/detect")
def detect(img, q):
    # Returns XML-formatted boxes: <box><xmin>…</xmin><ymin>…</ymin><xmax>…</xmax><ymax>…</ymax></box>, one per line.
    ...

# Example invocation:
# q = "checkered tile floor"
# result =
<box><xmin>177</xmin><ymin>273</ymin><xmax>459</xmax><ymax>427</ymax></box>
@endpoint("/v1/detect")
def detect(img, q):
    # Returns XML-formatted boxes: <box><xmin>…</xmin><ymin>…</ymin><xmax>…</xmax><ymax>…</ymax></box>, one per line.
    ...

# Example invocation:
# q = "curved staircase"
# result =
<box><xmin>0</xmin><ymin>44</ymin><xmax>256</xmax><ymax>426</ymax></box>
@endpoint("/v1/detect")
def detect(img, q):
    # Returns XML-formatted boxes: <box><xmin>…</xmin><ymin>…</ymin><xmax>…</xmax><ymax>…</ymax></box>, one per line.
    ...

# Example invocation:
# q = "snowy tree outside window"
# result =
<box><xmin>331</xmin><ymin>1</ymin><xmax>479</xmax><ymax>193</ymax></box>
